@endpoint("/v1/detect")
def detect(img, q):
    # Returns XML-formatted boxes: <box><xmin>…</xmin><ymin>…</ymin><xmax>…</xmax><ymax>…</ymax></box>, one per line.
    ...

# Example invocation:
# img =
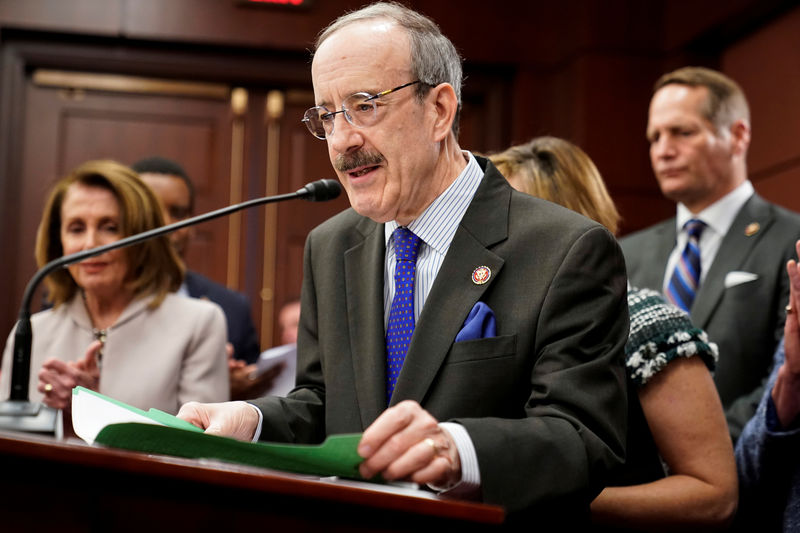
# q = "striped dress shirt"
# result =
<box><xmin>383</xmin><ymin>152</ymin><xmax>484</xmax><ymax>326</ymax></box>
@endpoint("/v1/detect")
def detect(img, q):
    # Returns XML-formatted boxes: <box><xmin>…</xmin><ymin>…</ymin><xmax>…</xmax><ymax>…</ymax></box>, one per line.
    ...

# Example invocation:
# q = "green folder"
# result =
<box><xmin>95</xmin><ymin>423</ymin><xmax>364</xmax><ymax>479</ymax></box>
<box><xmin>72</xmin><ymin>386</ymin><xmax>364</xmax><ymax>479</ymax></box>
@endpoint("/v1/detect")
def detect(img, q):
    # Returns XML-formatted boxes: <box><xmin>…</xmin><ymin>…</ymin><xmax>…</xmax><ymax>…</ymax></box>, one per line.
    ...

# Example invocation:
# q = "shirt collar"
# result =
<box><xmin>676</xmin><ymin>180</ymin><xmax>754</xmax><ymax>235</ymax></box>
<box><xmin>385</xmin><ymin>151</ymin><xmax>484</xmax><ymax>254</ymax></box>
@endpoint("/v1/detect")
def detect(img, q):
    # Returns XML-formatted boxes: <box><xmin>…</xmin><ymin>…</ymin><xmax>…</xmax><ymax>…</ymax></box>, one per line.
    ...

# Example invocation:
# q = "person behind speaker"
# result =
<box><xmin>131</xmin><ymin>156</ymin><xmax>261</xmax><ymax>366</ymax></box>
<box><xmin>0</xmin><ymin>160</ymin><xmax>229</xmax><ymax>414</ymax></box>
<box><xmin>735</xmin><ymin>239</ymin><xmax>800</xmax><ymax>531</ymax></box>
<box><xmin>176</xmin><ymin>2</ymin><xmax>629</xmax><ymax>523</ymax></box>
<box><xmin>490</xmin><ymin>136</ymin><xmax>737</xmax><ymax>530</ymax></box>
<box><xmin>620</xmin><ymin>67</ymin><xmax>800</xmax><ymax>441</ymax></box>
<box><xmin>131</xmin><ymin>156</ymin><xmax>279</xmax><ymax>400</ymax></box>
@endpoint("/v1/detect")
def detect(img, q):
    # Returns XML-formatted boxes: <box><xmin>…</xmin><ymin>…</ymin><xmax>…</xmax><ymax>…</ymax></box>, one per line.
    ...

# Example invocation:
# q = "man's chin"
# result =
<box><xmin>350</xmin><ymin>200</ymin><xmax>393</xmax><ymax>223</ymax></box>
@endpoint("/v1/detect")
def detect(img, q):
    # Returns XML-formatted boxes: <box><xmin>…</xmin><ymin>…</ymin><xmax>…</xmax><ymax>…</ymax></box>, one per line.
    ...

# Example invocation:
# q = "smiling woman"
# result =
<box><xmin>0</xmin><ymin>160</ymin><xmax>230</xmax><ymax>414</ymax></box>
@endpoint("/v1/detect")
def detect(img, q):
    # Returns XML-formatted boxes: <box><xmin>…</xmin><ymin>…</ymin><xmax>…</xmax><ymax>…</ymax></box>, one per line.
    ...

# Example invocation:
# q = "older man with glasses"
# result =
<box><xmin>178</xmin><ymin>2</ymin><xmax>629</xmax><ymax>523</ymax></box>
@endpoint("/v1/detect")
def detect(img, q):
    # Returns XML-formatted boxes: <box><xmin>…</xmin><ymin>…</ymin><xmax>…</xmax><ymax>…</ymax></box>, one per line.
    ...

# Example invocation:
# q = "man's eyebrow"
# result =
<box><xmin>315</xmin><ymin>86</ymin><xmax>382</xmax><ymax>108</ymax></box>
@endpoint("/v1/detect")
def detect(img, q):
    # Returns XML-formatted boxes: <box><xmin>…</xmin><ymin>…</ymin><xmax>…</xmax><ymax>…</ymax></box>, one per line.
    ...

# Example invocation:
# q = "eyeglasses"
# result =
<box><xmin>302</xmin><ymin>80</ymin><xmax>421</xmax><ymax>140</ymax></box>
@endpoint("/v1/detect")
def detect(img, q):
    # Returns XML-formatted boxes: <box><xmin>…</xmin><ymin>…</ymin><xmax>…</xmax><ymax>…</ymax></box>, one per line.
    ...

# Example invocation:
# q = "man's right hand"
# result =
<box><xmin>177</xmin><ymin>401</ymin><xmax>260</xmax><ymax>441</ymax></box>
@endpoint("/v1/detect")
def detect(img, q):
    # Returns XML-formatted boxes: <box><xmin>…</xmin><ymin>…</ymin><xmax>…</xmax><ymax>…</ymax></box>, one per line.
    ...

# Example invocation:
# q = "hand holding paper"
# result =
<box><xmin>71</xmin><ymin>387</ymin><xmax>364</xmax><ymax>480</ymax></box>
<box><xmin>358</xmin><ymin>400</ymin><xmax>461</xmax><ymax>487</ymax></box>
<box><xmin>177</xmin><ymin>400</ymin><xmax>261</xmax><ymax>441</ymax></box>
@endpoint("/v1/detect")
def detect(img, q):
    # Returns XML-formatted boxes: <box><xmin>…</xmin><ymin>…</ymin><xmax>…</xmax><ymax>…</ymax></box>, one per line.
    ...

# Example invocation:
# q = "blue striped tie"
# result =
<box><xmin>385</xmin><ymin>227</ymin><xmax>421</xmax><ymax>405</ymax></box>
<box><xmin>666</xmin><ymin>219</ymin><xmax>706</xmax><ymax>312</ymax></box>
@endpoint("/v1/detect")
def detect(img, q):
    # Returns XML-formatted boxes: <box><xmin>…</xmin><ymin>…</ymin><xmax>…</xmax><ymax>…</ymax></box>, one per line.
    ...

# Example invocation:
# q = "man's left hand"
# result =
<box><xmin>357</xmin><ymin>400</ymin><xmax>461</xmax><ymax>488</ymax></box>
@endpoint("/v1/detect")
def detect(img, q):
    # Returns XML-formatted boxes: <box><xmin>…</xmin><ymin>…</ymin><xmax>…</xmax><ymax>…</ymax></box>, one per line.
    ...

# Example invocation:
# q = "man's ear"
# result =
<box><xmin>729</xmin><ymin>119</ymin><xmax>751</xmax><ymax>156</ymax></box>
<box><xmin>428</xmin><ymin>83</ymin><xmax>458</xmax><ymax>142</ymax></box>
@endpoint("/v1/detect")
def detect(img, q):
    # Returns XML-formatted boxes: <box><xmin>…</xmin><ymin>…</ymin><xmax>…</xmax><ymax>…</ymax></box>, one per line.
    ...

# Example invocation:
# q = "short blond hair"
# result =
<box><xmin>654</xmin><ymin>66</ymin><xmax>750</xmax><ymax>132</ymax></box>
<box><xmin>35</xmin><ymin>159</ymin><xmax>184</xmax><ymax>308</ymax></box>
<box><xmin>490</xmin><ymin>136</ymin><xmax>621</xmax><ymax>234</ymax></box>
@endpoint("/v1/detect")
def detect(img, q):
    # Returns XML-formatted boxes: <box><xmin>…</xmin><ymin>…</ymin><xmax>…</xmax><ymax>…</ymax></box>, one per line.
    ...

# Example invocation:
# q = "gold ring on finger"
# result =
<box><xmin>424</xmin><ymin>437</ymin><xmax>439</xmax><ymax>455</ymax></box>
<box><xmin>44</xmin><ymin>383</ymin><xmax>53</xmax><ymax>392</ymax></box>
<box><xmin>787</xmin><ymin>304</ymin><xmax>794</xmax><ymax>315</ymax></box>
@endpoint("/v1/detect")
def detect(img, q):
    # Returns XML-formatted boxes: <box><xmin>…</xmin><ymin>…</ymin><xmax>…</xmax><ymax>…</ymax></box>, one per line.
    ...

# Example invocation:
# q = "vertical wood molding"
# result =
<box><xmin>227</xmin><ymin>87</ymin><xmax>248</xmax><ymax>290</ymax></box>
<box><xmin>259</xmin><ymin>90</ymin><xmax>284</xmax><ymax>346</ymax></box>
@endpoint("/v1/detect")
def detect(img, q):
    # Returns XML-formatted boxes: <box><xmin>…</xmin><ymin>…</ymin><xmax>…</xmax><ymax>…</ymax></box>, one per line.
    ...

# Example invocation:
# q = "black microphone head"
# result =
<box><xmin>299</xmin><ymin>179</ymin><xmax>342</xmax><ymax>202</ymax></box>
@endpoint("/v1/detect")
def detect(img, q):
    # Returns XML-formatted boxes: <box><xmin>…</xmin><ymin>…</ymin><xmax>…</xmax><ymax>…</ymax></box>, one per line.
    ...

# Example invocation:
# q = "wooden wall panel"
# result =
<box><xmin>269</xmin><ymin>91</ymin><xmax>350</xmax><ymax>342</ymax></box>
<box><xmin>0</xmin><ymin>0</ymin><xmax>121</xmax><ymax>35</ymax></box>
<box><xmin>4</xmin><ymin>78</ymin><xmax>233</xmax><ymax>341</ymax></box>
<box><xmin>723</xmin><ymin>5</ymin><xmax>800</xmax><ymax>213</ymax></box>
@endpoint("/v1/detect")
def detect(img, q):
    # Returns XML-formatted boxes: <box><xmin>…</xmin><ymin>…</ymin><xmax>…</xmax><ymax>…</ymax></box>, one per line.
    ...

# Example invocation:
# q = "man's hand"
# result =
<box><xmin>773</xmin><ymin>239</ymin><xmax>800</xmax><ymax>426</ymax></box>
<box><xmin>177</xmin><ymin>401</ymin><xmax>260</xmax><ymax>441</ymax></box>
<box><xmin>358</xmin><ymin>400</ymin><xmax>461</xmax><ymax>488</ymax></box>
<box><xmin>38</xmin><ymin>340</ymin><xmax>102</xmax><ymax>410</ymax></box>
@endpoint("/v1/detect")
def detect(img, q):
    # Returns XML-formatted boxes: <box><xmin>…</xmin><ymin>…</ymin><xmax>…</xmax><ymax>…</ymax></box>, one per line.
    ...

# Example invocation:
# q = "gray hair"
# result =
<box><xmin>315</xmin><ymin>1</ymin><xmax>463</xmax><ymax>136</ymax></box>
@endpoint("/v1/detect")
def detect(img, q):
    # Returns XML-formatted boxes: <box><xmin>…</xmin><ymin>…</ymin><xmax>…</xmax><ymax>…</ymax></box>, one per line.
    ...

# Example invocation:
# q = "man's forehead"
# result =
<box><xmin>317</xmin><ymin>18</ymin><xmax>402</xmax><ymax>51</ymax></box>
<box><xmin>649</xmin><ymin>86</ymin><xmax>709</xmax><ymax>122</ymax></box>
<box><xmin>312</xmin><ymin>21</ymin><xmax>409</xmax><ymax>85</ymax></box>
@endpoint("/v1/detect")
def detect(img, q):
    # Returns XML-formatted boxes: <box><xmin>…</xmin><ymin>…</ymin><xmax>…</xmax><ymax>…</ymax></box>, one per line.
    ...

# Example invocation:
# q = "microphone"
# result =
<box><xmin>298</xmin><ymin>179</ymin><xmax>342</xmax><ymax>202</ymax></box>
<box><xmin>0</xmin><ymin>179</ymin><xmax>341</xmax><ymax>434</ymax></box>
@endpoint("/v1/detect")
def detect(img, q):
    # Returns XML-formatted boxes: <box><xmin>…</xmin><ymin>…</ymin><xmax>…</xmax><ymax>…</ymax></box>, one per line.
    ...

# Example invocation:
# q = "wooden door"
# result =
<box><xmin>6</xmin><ymin>70</ymin><xmax>234</xmax><ymax>340</ymax></box>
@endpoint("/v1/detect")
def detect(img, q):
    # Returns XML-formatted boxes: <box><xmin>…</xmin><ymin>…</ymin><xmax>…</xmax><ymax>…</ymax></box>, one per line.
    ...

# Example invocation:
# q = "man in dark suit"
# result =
<box><xmin>621</xmin><ymin>67</ymin><xmax>800</xmax><ymax>441</ymax></box>
<box><xmin>178</xmin><ymin>2</ymin><xmax>629</xmax><ymax>520</ymax></box>
<box><xmin>132</xmin><ymin>157</ymin><xmax>262</xmax><ymax>366</ymax></box>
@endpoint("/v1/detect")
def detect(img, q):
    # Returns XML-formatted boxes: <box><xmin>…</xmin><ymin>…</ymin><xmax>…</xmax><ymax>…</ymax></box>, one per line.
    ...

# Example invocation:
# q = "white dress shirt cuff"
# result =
<box><xmin>247</xmin><ymin>402</ymin><xmax>264</xmax><ymax>442</ymax></box>
<box><xmin>429</xmin><ymin>422</ymin><xmax>481</xmax><ymax>497</ymax></box>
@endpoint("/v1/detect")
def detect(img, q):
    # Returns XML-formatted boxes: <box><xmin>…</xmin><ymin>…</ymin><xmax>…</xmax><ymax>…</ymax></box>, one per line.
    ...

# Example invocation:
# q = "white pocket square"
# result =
<box><xmin>724</xmin><ymin>271</ymin><xmax>759</xmax><ymax>289</ymax></box>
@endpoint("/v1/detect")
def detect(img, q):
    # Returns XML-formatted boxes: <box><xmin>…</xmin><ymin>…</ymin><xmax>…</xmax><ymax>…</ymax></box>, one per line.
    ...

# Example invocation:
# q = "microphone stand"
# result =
<box><xmin>0</xmin><ymin>179</ymin><xmax>340</xmax><ymax>435</ymax></box>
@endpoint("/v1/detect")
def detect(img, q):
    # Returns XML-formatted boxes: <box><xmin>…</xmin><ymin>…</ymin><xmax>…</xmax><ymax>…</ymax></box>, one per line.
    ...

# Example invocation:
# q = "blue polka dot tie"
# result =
<box><xmin>666</xmin><ymin>219</ymin><xmax>707</xmax><ymax>313</ymax></box>
<box><xmin>385</xmin><ymin>227</ymin><xmax>421</xmax><ymax>405</ymax></box>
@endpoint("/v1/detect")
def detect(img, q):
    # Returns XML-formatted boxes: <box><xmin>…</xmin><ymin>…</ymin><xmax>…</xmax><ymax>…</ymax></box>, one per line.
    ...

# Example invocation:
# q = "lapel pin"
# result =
<box><xmin>744</xmin><ymin>222</ymin><xmax>760</xmax><ymax>237</ymax></box>
<box><xmin>472</xmin><ymin>266</ymin><xmax>491</xmax><ymax>285</ymax></box>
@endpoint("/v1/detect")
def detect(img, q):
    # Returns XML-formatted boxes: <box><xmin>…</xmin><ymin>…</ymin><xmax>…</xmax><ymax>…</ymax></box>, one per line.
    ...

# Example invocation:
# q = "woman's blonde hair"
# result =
<box><xmin>489</xmin><ymin>136</ymin><xmax>621</xmax><ymax>234</ymax></box>
<box><xmin>35</xmin><ymin>159</ymin><xmax>184</xmax><ymax>308</ymax></box>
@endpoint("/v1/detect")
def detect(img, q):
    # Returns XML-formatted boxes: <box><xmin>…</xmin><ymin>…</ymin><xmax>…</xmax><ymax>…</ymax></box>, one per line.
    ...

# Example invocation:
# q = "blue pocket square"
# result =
<box><xmin>455</xmin><ymin>302</ymin><xmax>497</xmax><ymax>342</ymax></box>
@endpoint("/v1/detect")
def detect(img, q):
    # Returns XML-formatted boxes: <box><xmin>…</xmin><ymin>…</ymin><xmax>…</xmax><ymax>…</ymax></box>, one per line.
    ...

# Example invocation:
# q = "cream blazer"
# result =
<box><xmin>1</xmin><ymin>292</ymin><xmax>229</xmax><ymax>414</ymax></box>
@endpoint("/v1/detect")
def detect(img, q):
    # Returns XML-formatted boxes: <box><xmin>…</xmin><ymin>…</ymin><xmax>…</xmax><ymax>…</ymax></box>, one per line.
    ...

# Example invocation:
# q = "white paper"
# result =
<box><xmin>255</xmin><ymin>343</ymin><xmax>297</xmax><ymax>397</ymax></box>
<box><xmin>72</xmin><ymin>387</ymin><xmax>162</xmax><ymax>445</ymax></box>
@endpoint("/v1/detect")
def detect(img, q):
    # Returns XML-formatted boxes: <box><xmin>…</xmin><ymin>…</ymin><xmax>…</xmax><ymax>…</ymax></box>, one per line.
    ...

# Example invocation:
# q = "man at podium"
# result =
<box><xmin>179</xmin><ymin>2</ymin><xmax>629</xmax><ymax>523</ymax></box>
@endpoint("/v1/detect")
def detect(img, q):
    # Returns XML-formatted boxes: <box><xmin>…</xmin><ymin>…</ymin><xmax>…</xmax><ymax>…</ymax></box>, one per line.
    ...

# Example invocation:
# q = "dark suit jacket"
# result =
<box><xmin>184</xmin><ymin>270</ymin><xmax>261</xmax><ymax>364</ymax></box>
<box><xmin>621</xmin><ymin>194</ymin><xmax>800</xmax><ymax>439</ymax></box>
<box><xmin>252</xmin><ymin>158</ymin><xmax>629</xmax><ymax>516</ymax></box>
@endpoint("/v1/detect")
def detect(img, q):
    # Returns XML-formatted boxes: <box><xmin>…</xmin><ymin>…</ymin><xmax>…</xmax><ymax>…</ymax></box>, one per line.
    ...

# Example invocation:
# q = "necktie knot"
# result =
<box><xmin>393</xmin><ymin>227</ymin><xmax>421</xmax><ymax>263</ymax></box>
<box><xmin>684</xmin><ymin>219</ymin><xmax>706</xmax><ymax>240</ymax></box>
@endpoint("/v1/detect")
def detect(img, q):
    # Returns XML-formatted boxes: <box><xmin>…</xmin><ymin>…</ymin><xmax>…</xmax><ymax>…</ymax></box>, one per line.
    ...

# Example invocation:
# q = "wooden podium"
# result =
<box><xmin>0</xmin><ymin>430</ymin><xmax>505</xmax><ymax>531</ymax></box>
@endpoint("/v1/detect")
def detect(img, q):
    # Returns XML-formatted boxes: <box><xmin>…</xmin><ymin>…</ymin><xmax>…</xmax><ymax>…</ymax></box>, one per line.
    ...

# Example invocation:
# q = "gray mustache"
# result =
<box><xmin>334</xmin><ymin>151</ymin><xmax>384</xmax><ymax>172</ymax></box>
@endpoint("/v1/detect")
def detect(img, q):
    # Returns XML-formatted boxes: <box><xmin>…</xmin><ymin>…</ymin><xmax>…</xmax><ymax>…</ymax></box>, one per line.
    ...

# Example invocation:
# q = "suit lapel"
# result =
<box><xmin>183</xmin><ymin>271</ymin><xmax>202</xmax><ymax>298</ymax></box>
<box><xmin>691</xmin><ymin>195</ymin><xmax>773</xmax><ymax>327</ymax></box>
<box><xmin>344</xmin><ymin>217</ymin><xmax>389</xmax><ymax>427</ymax></box>
<box><xmin>391</xmin><ymin>162</ymin><xmax>509</xmax><ymax>406</ymax></box>
<box><xmin>642</xmin><ymin>221</ymin><xmax>676</xmax><ymax>291</ymax></box>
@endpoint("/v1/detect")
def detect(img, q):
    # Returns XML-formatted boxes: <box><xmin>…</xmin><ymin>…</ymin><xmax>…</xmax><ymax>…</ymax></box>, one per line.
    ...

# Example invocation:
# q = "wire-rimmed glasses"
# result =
<box><xmin>302</xmin><ymin>80</ymin><xmax>421</xmax><ymax>140</ymax></box>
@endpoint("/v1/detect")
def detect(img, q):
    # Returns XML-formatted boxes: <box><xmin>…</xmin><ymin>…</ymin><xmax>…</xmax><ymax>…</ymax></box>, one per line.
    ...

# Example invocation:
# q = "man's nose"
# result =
<box><xmin>328</xmin><ymin>112</ymin><xmax>363</xmax><ymax>154</ymax></box>
<box><xmin>652</xmin><ymin>136</ymin><xmax>676</xmax><ymax>159</ymax></box>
